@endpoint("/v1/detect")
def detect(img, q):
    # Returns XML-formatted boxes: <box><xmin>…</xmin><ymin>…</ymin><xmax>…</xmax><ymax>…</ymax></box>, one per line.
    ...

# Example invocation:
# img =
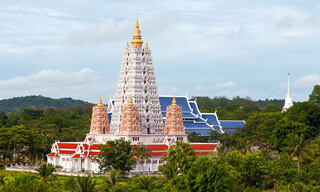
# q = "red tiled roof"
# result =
<box><xmin>90</xmin><ymin>144</ymin><xmax>101</xmax><ymax>150</ymax></box>
<box><xmin>59</xmin><ymin>150</ymin><xmax>75</xmax><ymax>154</ymax></box>
<box><xmin>190</xmin><ymin>144</ymin><xmax>217</xmax><ymax>150</ymax></box>
<box><xmin>132</xmin><ymin>156</ymin><xmax>137</xmax><ymax>160</ymax></box>
<box><xmin>151</xmin><ymin>152</ymin><xmax>167</xmax><ymax>156</ymax></box>
<box><xmin>71</xmin><ymin>154</ymin><xmax>81</xmax><ymax>158</ymax></box>
<box><xmin>88</xmin><ymin>138</ymin><xmax>93</xmax><ymax>141</ymax></box>
<box><xmin>58</xmin><ymin>143</ymin><xmax>79</xmax><ymax>149</ymax></box>
<box><xmin>145</xmin><ymin>145</ymin><xmax>168</xmax><ymax>151</ymax></box>
<box><xmin>48</xmin><ymin>153</ymin><xmax>56</xmax><ymax>157</ymax></box>
<box><xmin>195</xmin><ymin>151</ymin><xmax>213</xmax><ymax>156</ymax></box>
<box><xmin>83</xmin><ymin>144</ymin><xmax>89</xmax><ymax>149</ymax></box>
<box><xmin>88</xmin><ymin>151</ymin><xmax>100</xmax><ymax>156</ymax></box>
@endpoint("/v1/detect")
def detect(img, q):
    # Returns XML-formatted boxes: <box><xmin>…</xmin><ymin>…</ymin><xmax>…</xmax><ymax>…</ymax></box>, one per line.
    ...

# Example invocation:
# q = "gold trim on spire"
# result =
<box><xmin>128</xmin><ymin>94</ymin><xmax>133</xmax><ymax>106</ymax></box>
<box><xmin>126</xmin><ymin>41</ymin><xmax>129</xmax><ymax>49</ymax></box>
<box><xmin>131</xmin><ymin>16</ymin><xmax>144</xmax><ymax>49</ymax></box>
<box><xmin>97</xmin><ymin>95</ymin><xmax>103</xmax><ymax>107</ymax></box>
<box><xmin>172</xmin><ymin>94</ymin><xmax>177</xmax><ymax>107</ymax></box>
<box><xmin>145</xmin><ymin>41</ymin><xmax>148</xmax><ymax>50</ymax></box>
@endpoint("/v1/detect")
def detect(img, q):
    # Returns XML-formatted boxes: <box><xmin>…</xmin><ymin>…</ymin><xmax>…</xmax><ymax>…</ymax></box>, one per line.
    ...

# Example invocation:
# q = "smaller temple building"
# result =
<box><xmin>47</xmin><ymin>96</ymin><xmax>217</xmax><ymax>173</ymax></box>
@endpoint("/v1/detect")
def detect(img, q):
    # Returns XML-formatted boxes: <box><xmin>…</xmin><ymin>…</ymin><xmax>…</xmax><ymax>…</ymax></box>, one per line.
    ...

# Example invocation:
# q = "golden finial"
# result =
<box><xmin>126</xmin><ymin>41</ymin><xmax>129</xmax><ymax>49</ymax></box>
<box><xmin>131</xmin><ymin>16</ymin><xmax>143</xmax><ymax>49</ymax></box>
<box><xmin>136</xmin><ymin>16</ymin><xmax>139</xmax><ymax>27</ymax></box>
<box><xmin>172</xmin><ymin>94</ymin><xmax>177</xmax><ymax>107</ymax></box>
<box><xmin>128</xmin><ymin>94</ymin><xmax>133</xmax><ymax>106</ymax></box>
<box><xmin>97</xmin><ymin>95</ymin><xmax>103</xmax><ymax>107</ymax></box>
<box><xmin>145</xmin><ymin>41</ymin><xmax>148</xmax><ymax>50</ymax></box>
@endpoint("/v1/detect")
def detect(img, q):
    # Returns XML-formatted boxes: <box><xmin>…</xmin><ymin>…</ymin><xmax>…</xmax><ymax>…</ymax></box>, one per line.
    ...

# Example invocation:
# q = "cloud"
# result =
<box><xmin>292</xmin><ymin>74</ymin><xmax>320</xmax><ymax>89</ymax></box>
<box><xmin>0</xmin><ymin>68</ymin><xmax>115</xmax><ymax>103</ymax></box>
<box><xmin>214</xmin><ymin>81</ymin><xmax>236</xmax><ymax>89</ymax></box>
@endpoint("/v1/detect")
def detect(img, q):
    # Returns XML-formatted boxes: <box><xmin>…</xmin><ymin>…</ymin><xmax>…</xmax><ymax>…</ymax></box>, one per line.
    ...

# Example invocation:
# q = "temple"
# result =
<box><xmin>47</xmin><ymin>18</ymin><xmax>242</xmax><ymax>173</ymax></box>
<box><xmin>282</xmin><ymin>73</ymin><xmax>293</xmax><ymax>112</ymax></box>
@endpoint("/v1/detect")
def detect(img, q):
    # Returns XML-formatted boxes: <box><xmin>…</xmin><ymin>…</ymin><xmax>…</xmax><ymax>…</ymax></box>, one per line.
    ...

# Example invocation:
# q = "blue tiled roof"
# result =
<box><xmin>189</xmin><ymin>102</ymin><xmax>200</xmax><ymax>115</ymax></box>
<box><xmin>184</xmin><ymin>121</ymin><xmax>211</xmax><ymax>128</ymax></box>
<box><xmin>159</xmin><ymin>96</ymin><xmax>191</xmax><ymax>112</ymax></box>
<box><xmin>185</xmin><ymin>129</ymin><xmax>212</xmax><ymax>135</ymax></box>
<box><xmin>202</xmin><ymin>114</ymin><xmax>220</xmax><ymax>125</ymax></box>
<box><xmin>220</xmin><ymin>120</ymin><xmax>245</xmax><ymax>129</ymax></box>
<box><xmin>223</xmin><ymin>128</ymin><xmax>237</xmax><ymax>133</ymax></box>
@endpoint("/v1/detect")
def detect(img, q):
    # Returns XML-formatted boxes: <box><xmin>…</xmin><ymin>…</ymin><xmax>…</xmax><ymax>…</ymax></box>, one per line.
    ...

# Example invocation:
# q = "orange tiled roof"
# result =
<box><xmin>190</xmin><ymin>143</ymin><xmax>217</xmax><ymax>150</ymax></box>
<box><xmin>145</xmin><ymin>144</ymin><xmax>168</xmax><ymax>151</ymax></box>
<box><xmin>57</xmin><ymin>143</ymin><xmax>79</xmax><ymax>149</ymax></box>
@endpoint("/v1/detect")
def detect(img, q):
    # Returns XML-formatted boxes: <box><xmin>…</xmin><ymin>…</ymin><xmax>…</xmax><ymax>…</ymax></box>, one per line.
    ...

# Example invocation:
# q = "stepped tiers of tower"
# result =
<box><xmin>120</xmin><ymin>95</ymin><xmax>142</xmax><ymax>134</ymax></box>
<box><xmin>110</xmin><ymin>19</ymin><xmax>163</xmax><ymax>135</ymax></box>
<box><xmin>164</xmin><ymin>97</ymin><xmax>185</xmax><ymax>134</ymax></box>
<box><xmin>89</xmin><ymin>96</ymin><xmax>110</xmax><ymax>134</ymax></box>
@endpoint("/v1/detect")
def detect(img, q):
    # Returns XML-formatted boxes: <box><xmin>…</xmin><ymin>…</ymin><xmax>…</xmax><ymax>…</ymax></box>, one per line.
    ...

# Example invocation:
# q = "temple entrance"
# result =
<box><xmin>147</xmin><ymin>128</ymin><xmax>150</xmax><ymax>134</ymax></box>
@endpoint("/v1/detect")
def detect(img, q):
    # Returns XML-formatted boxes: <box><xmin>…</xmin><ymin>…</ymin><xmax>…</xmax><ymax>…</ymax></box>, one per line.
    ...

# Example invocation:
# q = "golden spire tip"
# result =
<box><xmin>128</xmin><ymin>94</ymin><xmax>133</xmax><ymax>106</ymax></box>
<box><xmin>136</xmin><ymin>15</ymin><xmax>139</xmax><ymax>28</ymax></box>
<box><xmin>145</xmin><ymin>41</ymin><xmax>148</xmax><ymax>50</ymax></box>
<box><xmin>126</xmin><ymin>41</ymin><xmax>129</xmax><ymax>49</ymax></box>
<box><xmin>172</xmin><ymin>94</ymin><xmax>177</xmax><ymax>107</ymax></box>
<box><xmin>97</xmin><ymin>95</ymin><xmax>103</xmax><ymax>107</ymax></box>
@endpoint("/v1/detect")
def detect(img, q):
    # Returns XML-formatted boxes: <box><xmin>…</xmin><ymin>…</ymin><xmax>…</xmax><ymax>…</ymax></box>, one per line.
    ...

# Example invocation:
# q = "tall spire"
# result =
<box><xmin>286</xmin><ymin>72</ymin><xmax>291</xmax><ymax>98</ymax></box>
<box><xmin>97</xmin><ymin>95</ymin><xmax>103</xmax><ymax>107</ymax></box>
<box><xmin>282</xmin><ymin>72</ymin><xmax>294</xmax><ymax>112</ymax></box>
<box><xmin>131</xmin><ymin>16</ymin><xmax>144</xmax><ymax>49</ymax></box>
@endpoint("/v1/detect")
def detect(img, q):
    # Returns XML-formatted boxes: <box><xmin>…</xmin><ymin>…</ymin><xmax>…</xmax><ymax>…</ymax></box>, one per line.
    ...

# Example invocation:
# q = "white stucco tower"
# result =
<box><xmin>282</xmin><ymin>73</ymin><xmax>293</xmax><ymax>112</ymax></box>
<box><xmin>110</xmin><ymin>18</ymin><xmax>164</xmax><ymax>134</ymax></box>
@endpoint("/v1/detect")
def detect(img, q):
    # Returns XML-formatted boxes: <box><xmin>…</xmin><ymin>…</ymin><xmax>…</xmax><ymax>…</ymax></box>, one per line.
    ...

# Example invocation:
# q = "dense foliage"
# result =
<box><xmin>0</xmin><ymin>105</ymin><xmax>92</xmax><ymax>166</ymax></box>
<box><xmin>0</xmin><ymin>95</ymin><xmax>93</xmax><ymax>114</ymax></box>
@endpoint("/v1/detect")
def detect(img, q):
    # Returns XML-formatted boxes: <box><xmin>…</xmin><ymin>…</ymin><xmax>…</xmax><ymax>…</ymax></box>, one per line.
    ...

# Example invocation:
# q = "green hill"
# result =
<box><xmin>0</xmin><ymin>95</ymin><xmax>94</xmax><ymax>114</ymax></box>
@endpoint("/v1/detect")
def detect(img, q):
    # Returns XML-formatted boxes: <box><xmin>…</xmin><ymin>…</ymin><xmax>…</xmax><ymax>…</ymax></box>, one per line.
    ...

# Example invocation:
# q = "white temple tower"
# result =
<box><xmin>282</xmin><ymin>73</ymin><xmax>293</xmax><ymax>112</ymax></box>
<box><xmin>110</xmin><ymin>18</ymin><xmax>164</xmax><ymax>134</ymax></box>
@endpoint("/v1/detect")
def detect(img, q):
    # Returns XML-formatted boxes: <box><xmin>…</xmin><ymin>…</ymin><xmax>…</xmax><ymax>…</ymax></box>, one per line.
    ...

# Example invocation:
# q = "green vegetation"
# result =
<box><xmin>0</xmin><ymin>95</ymin><xmax>93</xmax><ymax>114</ymax></box>
<box><xmin>93</xmin><ymin>140</ymin><xmax>137</xmax><ymax>176</ymax></box>
<box><xmin>0</xmin><ymin>105</ymin><xmax>92</xmax><ymax>167</ymax></box>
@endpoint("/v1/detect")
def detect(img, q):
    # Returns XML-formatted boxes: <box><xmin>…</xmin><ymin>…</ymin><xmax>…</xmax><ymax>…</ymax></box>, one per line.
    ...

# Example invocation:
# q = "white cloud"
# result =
<box><xmin>214</xmin><ymin>81</ymin><xmax>236</xmax><ymax>89</ymax></box>
<box><xmin>292</xmin><ymin>74</ymin><xmax>320</xmax><ymax>89</ymax></box>
<box><xmin>0</xmin><ymin>68</ymin><xmax>115</xmax><ymax>103</ymax></box>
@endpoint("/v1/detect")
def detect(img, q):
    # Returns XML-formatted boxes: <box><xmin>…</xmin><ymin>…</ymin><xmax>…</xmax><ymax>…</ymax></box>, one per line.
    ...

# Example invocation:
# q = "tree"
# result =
<box><xmin>104</xmin><ymin>169</ymin><xmax>120</xmax><ymax>192</ymax></box>
<box><xmin>181</xmin><ymin>156</ymin><xmax>239</xmax><ymax>192</ymax></box>
<box><xmin>261</xmin><ymin>103</ymin><xmax>281</xmax><ymax>113</ymax></box>
<box><xmin>133</xmin><ymin>142</ymin><xmax>151</xmax><ymax>172</ymax></box>
<box><xmin>282</xmin><ymin>134</ymin><xmax>314</xmax><ymax>172</ymax></box>
<box><xmin>93</xmin><ymin>139</ymin><xmax>136</xmax><ymax>176</ymax></box>
<box><xmin>309</xmin><ymin>84</ymin><xmax>320</xmax><ymax>104</ymax></box>
<box><xmin>35</xmin><ymin>163</ymin><xmax>56</xmax><ymax>181</ymax></box>
<box><xmin>0</xmin><ymin>111</ymin><xmax>8</xmax><ymax>127</ymax></box>
<box><xmin>77</xmin><ymin>175</ymin><xmax>97</xmax><ymax>192</ymax></box>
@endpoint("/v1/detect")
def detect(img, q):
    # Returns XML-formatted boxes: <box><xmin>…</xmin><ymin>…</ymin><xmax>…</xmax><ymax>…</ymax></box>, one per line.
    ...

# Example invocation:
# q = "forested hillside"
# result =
<box><xmin>190</xmin><ymin>96</ymin><xmax>287</xmax><ymax>120</ymax></box>
<box><xmin>0</xmin><ymin>95</ymin><xmax>93</xmax><ymax>114</ymax></box>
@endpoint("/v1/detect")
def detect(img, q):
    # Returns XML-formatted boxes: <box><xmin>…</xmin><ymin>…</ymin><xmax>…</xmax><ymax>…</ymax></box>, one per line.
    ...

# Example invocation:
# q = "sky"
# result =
<box><xmin>0</xmin><ymin>0</ymin><xmax>320</xmax><ymax>104</ymax></box>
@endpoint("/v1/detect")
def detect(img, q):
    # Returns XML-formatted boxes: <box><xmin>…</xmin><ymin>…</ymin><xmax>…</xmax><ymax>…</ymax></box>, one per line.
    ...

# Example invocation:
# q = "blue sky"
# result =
<box><xmin>0</xmin><ymin>0</ymin><xmax>320</xmax><ymax>103</ymax></box>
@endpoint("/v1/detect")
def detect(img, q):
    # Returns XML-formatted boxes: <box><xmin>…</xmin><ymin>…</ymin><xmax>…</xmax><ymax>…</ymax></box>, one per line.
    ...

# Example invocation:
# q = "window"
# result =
<box><xmin>62</xmin><ymin>158</ymin><xmax>65</xmax><ymax>161</ymax></box>
<box><xmin>159</xmin><ymin>160</ymin><xmax>164</xmax><ymax>164</ymax></box>
<box><xmin>92</xmin><ymin>160</ymin><xmax>95</xmax><ymax>163</ymax></box>
<box><xmin>133</xmin><ymin>137</ymin><xmax>139</xmax><ymax>141</ymax></box>
<box><xmin>177</xmin><ymin>137</ymin><xmax>184</xmax><ymax>141</ymax></box>
<box><xmin>146</xmin><ymin>160</ymin><xmax>151</xmax><ymax>164</ymax></box>
<box><xmin>120</xmin><ymin>137</ymin><xmax>125</xmax><ymax>141</ymax></box>
<box><xmin>152</xmin><ymin>160</ymin><xmax>157</xmax><ymax>164</ymax></box>
<box><xmin>139</xmin><ymin>160</ymin><xmax>144</xmax><ymax>164</ymax></box>
<box><xmin>50</xmin><ymin>158</ymin><xmax>53</xmax><ymax>161</ymax></box>
<box><xmin>67</xmin><ymin>158</ymin><xmax>69</xmax><ymax>161</ymax></box>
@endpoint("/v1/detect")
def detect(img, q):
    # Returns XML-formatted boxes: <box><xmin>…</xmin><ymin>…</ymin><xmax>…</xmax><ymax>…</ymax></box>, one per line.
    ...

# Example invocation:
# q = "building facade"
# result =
<box><xmin>47</xmin><ymin>19</ymin><xmax>217</xmax><ymax>173</ymax></box>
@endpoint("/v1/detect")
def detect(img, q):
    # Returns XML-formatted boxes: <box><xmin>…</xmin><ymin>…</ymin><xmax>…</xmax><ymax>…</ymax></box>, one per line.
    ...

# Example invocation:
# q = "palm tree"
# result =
<box><xmin>77</xmin><ymin>175</ymin><xmax>97</xmax><ymax>192</ymax></box>
<box><xmin>136</xmin><ymin>175</ymin><xmax>157</xmax><ymax>192</ymax></box>
<box><xmin>133</xmin><ymin>142</ymin><xmax>151</xmax><ymax>172</ymax></box>
<box><xmin>282</xmin><ymin>134</ymin><xmax>314</xmax><ymax>172</ymax></box>
<box><xmin>104</xmin><ymin>169</ymin><xmax>120</xmax><ymax>192</ymax></box>
<box><xmin>35</xmin><ymin>163</ymin><xmax>56</xmax><ymax>181</ymax></box>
